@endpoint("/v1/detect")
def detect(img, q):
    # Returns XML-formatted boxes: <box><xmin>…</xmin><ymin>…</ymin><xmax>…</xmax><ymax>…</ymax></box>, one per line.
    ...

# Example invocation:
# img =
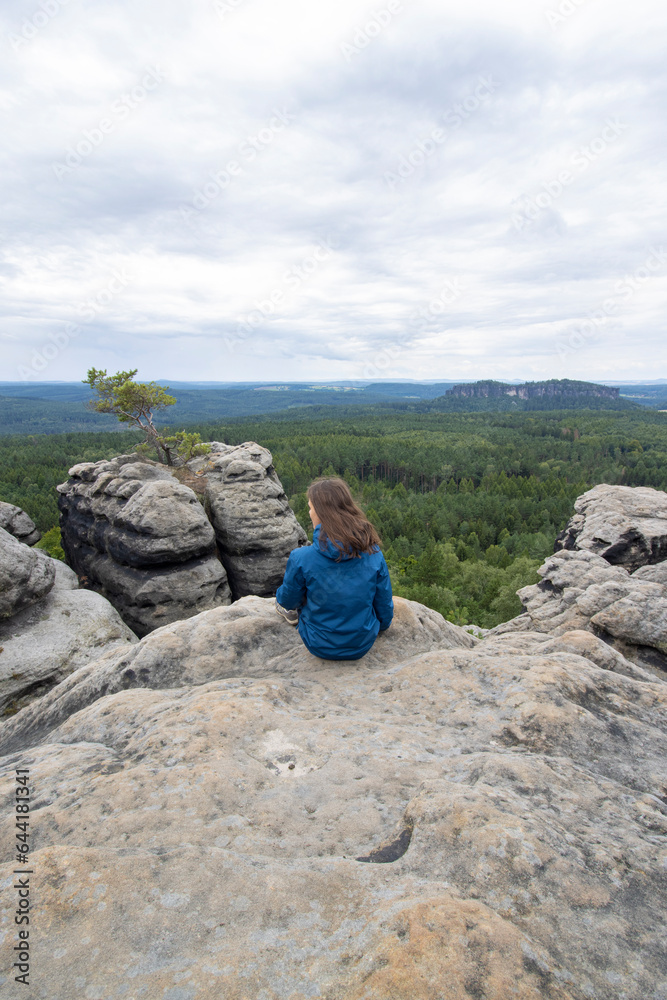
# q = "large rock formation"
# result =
<box><xmin>1</xmin><ymin>483</ymin><xmax>666</xmax><ymax>997</ymax></box>
<box><xmin>57</xmin><ymin>443</ymin><xmax>306</xmax><ymax>635</ymax></box>
<box><xmin>505</xmin><ymin>485</ymin><xmax>667</xmax><ymax>673</ymax></box>
<box><xmin>448</xmin><ymin>378</ymin><xmax>621</xmax><ymax>402</ymax></box>
<box><xmin>0</xmin><ymin>595</ymin><xmax>665</xmax><ymax>999</ymax></box>
<box><xmin>192</xmin><ymin>441</ymin><xmax>308</xmax><ymax>598</ymax></box>
<box><xmin>0</xmin><ymin>521</ymin><xmax>137</xmax><ymax>714</ymax></box>
<box><xmin>555</xmin><ymin>483</ymin><xmax>667</xmax><ymax>570</ymax></box>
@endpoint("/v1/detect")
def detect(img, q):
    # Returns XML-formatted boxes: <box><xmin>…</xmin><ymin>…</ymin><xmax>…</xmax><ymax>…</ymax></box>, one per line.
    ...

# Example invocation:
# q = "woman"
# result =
<box><xmin>275</xmin><ymin>477</ymin><xmax>393</xmax><ymax>660</ymax></box>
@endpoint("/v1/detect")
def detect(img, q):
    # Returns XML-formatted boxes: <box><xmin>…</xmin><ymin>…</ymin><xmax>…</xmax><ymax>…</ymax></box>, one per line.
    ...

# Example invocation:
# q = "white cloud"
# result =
<box><xmin>1</xmin><ymin>0</ymin><xmax>666</xmax><ymax>381</ymax></box>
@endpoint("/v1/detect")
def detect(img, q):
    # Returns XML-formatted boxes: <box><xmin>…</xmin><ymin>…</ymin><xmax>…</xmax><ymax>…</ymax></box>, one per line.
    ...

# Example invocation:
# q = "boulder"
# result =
<box><xmin>515</xmin><ymin>549</ymin><xmax>667</xmax><ymax>673</ymax></box>
<box><xmin>555</xmin><ymin>483</ymin><xmax>667</xmax><ymax>571</ymax></box>
<box><xmin>0</xmin><ymin>588</ymin><xmax>137</xmax><ymax>715</ymax></box>
<box><xmin>57</xmin><ymin>444</ymin><xmax>307</xmax><ymax>633</ymax></box>
<box><xmin>0</xmin><ymin>597</ymin><xmax>665</xmax><ymax>999</ymax></box>
<box><xmin>57</xmin><ymin>454</ymin><xmax>232</xmax><ymax>636</ymax></box>
<box><xmin>0</xmin><ymin>527</ymin><xmax>137</xmax><ymax>714</ymax></box>
<box><xmin>0</xmin><ymin>501</ymin><xmax>40</xmax><ymax>545</ymax></box>
<box><xmin>191</xmin><ymin>441</ymin><xmax>308</xmax><ymax>599</ymax></box>
<box><xmin>0</xmin><ymin>525</ymin><xmax>55</xmax><ymax>619</ymax></box>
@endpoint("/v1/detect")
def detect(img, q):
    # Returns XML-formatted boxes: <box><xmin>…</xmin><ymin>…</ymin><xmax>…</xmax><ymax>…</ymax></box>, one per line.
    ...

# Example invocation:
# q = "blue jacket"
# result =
<box><xmin>276</xmin><ymin>524</ymin><xmax>394</xmax><ymax>660</ymax></box>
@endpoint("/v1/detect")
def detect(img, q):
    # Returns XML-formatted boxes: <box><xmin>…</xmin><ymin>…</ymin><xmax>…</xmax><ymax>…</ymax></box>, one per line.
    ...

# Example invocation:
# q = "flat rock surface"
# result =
<box><xmin>0</xmin><ymin>596</ymin><xmax>475</xmax><ymax>755</ymax></box>
<box><xmin>0</xmin><ymin>598</ymin><xmax>665</xmax><ymax>999</ymax></box>
<box><xmin>555</xmin><ymin>484</ymin><xmax>667</xmax><ymax>571</ymax></box>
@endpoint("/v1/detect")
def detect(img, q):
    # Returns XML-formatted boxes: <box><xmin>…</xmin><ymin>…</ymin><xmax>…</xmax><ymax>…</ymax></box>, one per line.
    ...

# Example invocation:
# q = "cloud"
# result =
<box><xmin>1</xmin><ymin>0</ymin><xmax>666</xmax><ymax>381</ymax></box>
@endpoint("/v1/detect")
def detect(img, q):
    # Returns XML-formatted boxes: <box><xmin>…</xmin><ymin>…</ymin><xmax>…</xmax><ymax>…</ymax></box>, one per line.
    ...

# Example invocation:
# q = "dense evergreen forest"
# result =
<box><xmin>1</xmin><ymin>377</ymin><xmax>665</xmax><ymax>436</ymax></box>
<box><xmin>0</xmin><ymin>382</ymin><xmax>457</xmax><ymax>435</ymax></box>
<box><xmin>1</xmin><ymin>407</ymin><xmax>666</xmax><ymax>629</ymax></box>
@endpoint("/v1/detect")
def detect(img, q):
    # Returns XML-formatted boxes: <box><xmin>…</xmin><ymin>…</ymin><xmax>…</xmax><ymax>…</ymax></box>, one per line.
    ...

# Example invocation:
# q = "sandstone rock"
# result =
<box><xmin>52</xmin><ymin>559</ymin><xmax>79</xmax><ymax>590</ymax></box>
<box><xmin>485</xmin><ymin>611</ymin><xmax>534</xmax><ymax>635</ymax></box>
<box><xmin>536</xmin><ymin>628</ymin><xmax>657</xmax><ymax>682</ymax></box>
<box><xmin>633</xmin><ymin>561</ymin><xmax>667</xmax><ymax>584</ymax></box>
<box><xmin>57</xmin><ymin>444</ymin><xmax>307</xmax><ymax>632</ymax></box>
<box><xmin>555</xmin><ymin>483</ymin><xmax>667</xmax><ymax>571</ymax></box>
<box><xmin>0</xmin><ymin>525</ymin><xmax>55</xmax><ymax>619</ymax></box>
<box><xmin>0</xmin><ymin>600</ymin><xmax>665</xmax><ymax>999</ymax></box>
<box><xmin>192</xmin><ymin>441</ymin><xmax>308</xmax><ymax>599</ymax></box>
<box><xmin>479</xmin><ymin>626</ymin><xmax>656</xmax><ymax>682</ymax></box>
<box><xmin>515</xmin><ymin>548</ymin><xmax>667</xmax><ymax>673</ymax></box>
<box><xmin>591</xmin><ymin>585</ymin><xmax>667</xmax><ymax>653</ymax></box>
<box><xmin>0</xmin><ymin>501</ymin><xmax>40</xmax><ymax>545</ymax></box>
<box><xmin>0</xmin><ymin>596</ymin><xmax>476</xmax><ymax>755</ymax></box>
<box><xmin>58</xmin><ymin>453</ymin><xmax>231</xmax><ymax>635</ymax></box>
<box><xmin>82</xmin><ymin>548</ymin><xmax>232</xmax><ymax>637</ymax></box>
<box><xmin>516</xmin><ymin>549</ymin><xmax>629</xmax><ymax>634</ymax></box>
<box><xmin>0</xmin><ymin>588</ymin><xmax>137</xmax><ymax>715</ymax></box>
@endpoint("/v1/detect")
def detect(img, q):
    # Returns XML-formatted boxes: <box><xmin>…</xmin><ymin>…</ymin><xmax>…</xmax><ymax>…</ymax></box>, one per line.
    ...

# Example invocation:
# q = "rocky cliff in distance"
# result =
<box><xmin>448</xmin><ymin>378</ymin><xmax>621</xmax><ymax>400</ymax></box>
<box><xmin>424</xmin><ymin>378</ymin><xmax>633</xmax><ymax>412</ymax></box>
<box><xmin>57</xmin><ymin>441</ymin><xmax>307</xmax><ymax>636</ymax></box>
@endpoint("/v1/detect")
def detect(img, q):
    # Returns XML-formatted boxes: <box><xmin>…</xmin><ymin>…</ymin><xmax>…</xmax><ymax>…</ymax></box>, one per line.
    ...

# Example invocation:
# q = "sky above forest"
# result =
<box><xmin>2</xmin><ymin>0</ymin><xmax>666</xmax><ymax>383</ymax></box>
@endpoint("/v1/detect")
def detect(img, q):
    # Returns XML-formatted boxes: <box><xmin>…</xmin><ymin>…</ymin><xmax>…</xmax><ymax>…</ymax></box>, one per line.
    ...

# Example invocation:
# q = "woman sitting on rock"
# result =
<box><xmin>275</xmin><ymin>477</ymin><xmax>393</xmax><ymax>660</ymax></box>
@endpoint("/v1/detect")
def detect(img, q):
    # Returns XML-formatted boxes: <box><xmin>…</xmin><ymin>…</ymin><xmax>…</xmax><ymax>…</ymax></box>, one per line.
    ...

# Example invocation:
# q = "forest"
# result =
<box><xmin>1</xmin><ymin>406</ymin><xmax>666</xmax><ymax>629</ymax></box>
<box><xmin>1</xmin><ymin>377</ymin><xmax>665</xmax><ymax>436</ymax></box>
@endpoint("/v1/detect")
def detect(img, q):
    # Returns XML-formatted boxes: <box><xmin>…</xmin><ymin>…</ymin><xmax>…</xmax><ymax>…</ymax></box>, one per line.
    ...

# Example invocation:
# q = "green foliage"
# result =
<box><xmin>34</xmin><ymin>525</ymin><xmax>65</xmax><ymax>561</ymax></box>
<box><xmin>2</xmin><ymin>405</ymin><xmax>667</xmax><ymax>629</ymax></box>
<box><xmin>0</xmin><ymin>429</ymin><xmax>143</xmax><ymax>531</ymax></box>
<box><xmin>84</xmin><ymin>368</ymin><xmax>176</xmax><ymax>422</ymax></box>
<box><xmin>160</xmin><ymin>430</ymin><xmax>211</xmax><ymax>463</ymax></box>
<box><xmin>84</xmin><ymin>368</ymin><xmax>177</xmax><ymax>463</ymax></box>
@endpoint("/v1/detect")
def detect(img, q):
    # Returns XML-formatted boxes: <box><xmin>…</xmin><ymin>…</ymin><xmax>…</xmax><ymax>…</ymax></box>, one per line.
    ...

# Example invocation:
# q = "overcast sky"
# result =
<box><xmin>1</xmin><ymin>0</ymin><xmax>666</xmax><ymax>383</ymax></box>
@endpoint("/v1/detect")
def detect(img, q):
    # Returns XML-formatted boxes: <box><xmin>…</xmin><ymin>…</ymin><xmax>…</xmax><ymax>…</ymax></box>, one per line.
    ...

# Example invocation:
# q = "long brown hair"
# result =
<box><xmin>307</xmin><ymin>477</ymin><xmax>382</xmax><ymax>559</ymax></box>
